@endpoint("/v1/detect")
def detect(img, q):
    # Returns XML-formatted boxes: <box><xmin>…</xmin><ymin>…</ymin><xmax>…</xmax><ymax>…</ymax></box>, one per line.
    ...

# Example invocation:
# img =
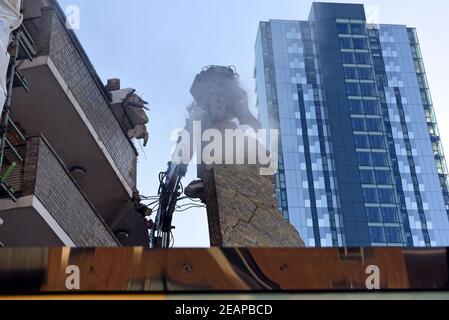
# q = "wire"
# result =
<box><xmin>176</xmin><ymin>205</ymin><xmax>206</xmax><ymax>213</ymax></box>
<box><xmin>176</xmin><ymin>206</ymin><xmax>205</xmax><ymax>211</ymax></box>
<box><xmin>186</xmin><ymin>199</ymin><xmax>203</xmax><ymax>203</ymax></box>
<box><xmin>177</xmin><ymin>200</ymin><xmax>204</xmax><ymax>206</ymax></box>
<box><xmin>176</xmin><ymin>204</ymin><xmax>204</xmax><ymax>210</ymax></box>
<box><xmin>141</xmin><ymin>195</ymin><xmax>160</xmax><ymax>200</ymax></box>
<box><xmin>144</xmin><ymin>199</ymin><xmax>160</xmax><ymax>207</ymax></box>
<box><xmin>177</xmin><ymin>196</ymin><xmax>203</xmax><ymax>204</ymax></box>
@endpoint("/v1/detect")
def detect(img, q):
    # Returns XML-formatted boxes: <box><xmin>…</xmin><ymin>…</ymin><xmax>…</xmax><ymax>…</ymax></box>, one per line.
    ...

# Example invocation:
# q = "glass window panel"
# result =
<box><xmin>358</xmin><ymin>152</ymin><xmax>372</xmax><ymax>166</ymax></box>
<box><xmin>355</xmin><ymin>135</ymin><xmax>370</xmax><ymax>148</ymax></box>
<box><xmin>363</xmin><ymin>100</ymin><xmax>380</xmax><ymax>115</ymax></box>
<box><xmin>363</xmin><ymin>188</ymin><xmax>378</xmax><ymax>203</ymax></box>
<box><xmin>349</xmin><ymin>100</ymin><xmax>363</xmax><ymax>114</ymax></box>
<box><xmin>360</xmin><ymin>83</ymin><xmax>376</xmax><ymax>96</ymax></box>
<box><xmin>342</xmin><ymin>52</ymin><xmax>356</xmax><ymax>64</ymax></box>
<box><xmin>369</xmin><ymin>226</ymin><xmax>386</xmax><ymax>243</ymax></box>
<box><xmin>355</xmin><ymin>52</ymin><xmax>371</xmax><ymax>65</ymax></box>
<box><xmin>347</xmin><ymin>83</ymin><xmax>361</xmax><ymax>96</ymax></box>
<box><xmin>358</xmin><ymin>68</ymin><xmax>374</xmax><ymax>80</ymax></box>
<box><xmin>375</xmin><ymin>170</ymin><xmax>392</xmax><ymax>185</ymax></box>
<box><xmin>378</xmin><ymin>189</ymin><xmax>395</xmax><ymax>204</ymax></box>
<box><xmin>339</xmin><ymin>37</ymin><xmax>352</xmax><ymax>49</ymax></box>
<box><xmin>385</xmin><ymin>227</ymin><xmax>403</xmax><ymax>243</ymax></box>
<box><xmin>369</xmin><ymin>136</ymin><xmax>385</xmax><ymax>149</ymax></box>
<box><xmin>366</xmin><ymin>118</ymin><xmax>382</xmax><ymax>132</ymax></box>
<box><xmin>353</xmin><ymin>38</ymin><xmax>368</xmax><ymax>49</ymax></box>
<box><xmin>360</xmin><ymin>169</ymin><xmax>375</xmax><ymax>184</ymax></box>
<box><xmin>372</xmin><ymin>152</ymin><xmax>389</xmax><ymax>166</ymax></box>
<box><xmin>337</xmin><ymin>23</ymin><xmax>350</xmax><ymax>34</ymax></box>
<box><xmin>351</xmin><ymin>23</ymin><xmax>366</xmax><ymax>35</ymax></box>
<box><xmin>344</xmin><ymin>67</ymin><xmax>357</xmax><ymax>79</ymax></box>
<box><xmin>381</xmin><ymin>207</ymin><xmax>399</xmax><ymax>223</ymax></box>
<box><xmin>366</xmin><ymin>207</ymin><xmax>382</xmax><ymax>223</ymax></box>
<box><xmin>352</xmin><ymin>118</ymin><xmax>366</xmax><ymax>131</ymax></box>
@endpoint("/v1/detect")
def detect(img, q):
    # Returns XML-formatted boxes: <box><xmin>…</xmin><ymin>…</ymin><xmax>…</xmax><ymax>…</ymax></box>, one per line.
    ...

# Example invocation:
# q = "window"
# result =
<box><xmin>369</xmin><ymin>136</ymin><xmax>385</xmax><ymax>149</ymax></box>
<box><xmin>355</xmin><ymin>135</ymin><xmax>369</xmax><ymax>149</ymax></box>
<box><xmin>370</xmin><ymin>226</ymin><xmax>386</xmax><ymax>243</ymax></box>
<box><xmin>355</xmin><ymin>52</ymin><xmax>371</xmax><ymax>65</ymax></box>
<box><xmin>280</xmin><ymin>173</ymin><xmax>286</xmax><ymax>182</ymax></box>
<box><xmin>363</xmin><ymin>100</ymin><xmax>379</xmax><ymax>115</ymax></box>
<box><xmin>344</xmin><ymin>67</ymin><xmax>357</xmax><ymax>79</ymax></box>
<box><xmin>363</xmin><ymin>188</ymin><xmax>378</xmax><ymax>203</ymax></box>
<box><xmin>353</xmin><ymin>38</ymin><xmax>368</xmax><ymax>50</ymax></box>
<box><xmin>366</xmin><ymin>207</ymin><xmax>382</xmax><ymax>223</ymax></box>
<box><xmin>360</xmin><ymin>83</ymin><xmax>376</xmax><ymax>96</ymax></box>
<box><xmin>347</xmin><ymin>83</ymin><xmax>361</xmax><ymax>96</ymax></box>
<box><xmin>358</xmin><ymin>152</ymin><xmax>372</xmax><ymax>166</ymax></box>
<box><xmin>337</xmin><ymin>23</ymin><xmax>350</xmax><ymax>34</ymax></box>
<box><xmin>351</xmin><ymin>23</ymin><xmax>366</xmax><ymax>35</ymax></box>
<box><xmin>378</xmin><ymin>189</ymin><xmax>395</xmax><ymax>204</ymax></box>
<box><xmin>382</xmin><ymin>207</ymin><xmax>399</xmax><ymax>223</ymax></box>
<box><xmin>358</xmin><ymin>68</ymin><xmax>374</xmax><ymax>80</ymax></box>
<box><xmin>375</xmin><ymin>170</ymin><xmax>392</xmax><ymax>185</ymax></box>
<box><xmin>340</xmin><ymin>37</ymin><xmax>352</xmax><ymax>49</ymax></box>
<box><xmin>342</xmin><ymin>52</ymin><xmax>356</xmax><ymax>64</ymax></box>
<box><xmin>349</xmin><ymin>100</ymin><xmax>363</xmax><ymax>114</ymax></box>
<box><xmin>385</xmin><ymin>227</ymin><xmax>403</xmax><ymax>243</ymax></box>
<box><xmin>352</xmin><ymin>118</ymin><xmax>366</xmax><ymax>131</ymax></box>
<box><xmin>281</xmin><ymin>192</ymin><xmax>287</xmax><ymax>201</ymax></box>
<box><xmin>366</xmin><ymin>118</ymin><xmax>382</xmax><ymax>132</ymax></box>
<box><xmin>372</xmin><ymin>152</ymin><xmax>389</xmax><ymax>166</ymax></box>
<box><xmin>360</xmin><ymin>169</ymin><xmax>375</xmax><ymax>184</ymax></box>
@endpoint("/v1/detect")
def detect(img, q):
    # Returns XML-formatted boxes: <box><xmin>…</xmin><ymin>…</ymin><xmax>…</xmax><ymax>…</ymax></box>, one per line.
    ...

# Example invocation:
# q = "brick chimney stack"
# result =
<box><xmin>106</xmin><ymin>78</ymin><xmax>121</xmax><ymax>91</ymax></box>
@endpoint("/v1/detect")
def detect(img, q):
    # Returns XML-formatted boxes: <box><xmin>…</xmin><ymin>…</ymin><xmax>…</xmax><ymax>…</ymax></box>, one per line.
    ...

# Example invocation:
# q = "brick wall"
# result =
<box><xmin>34</xmin><ymin>7</ymin><xmax>137</xmax><ymax>189</ymax></box>
<box><xmin>24</xmin><ymin>136</ymin><xmax>119</xmax><ymax>247</ymax></box>
<box><xmin>199</xmin><ymin>164</ymin><xmax>305</xmax><ymax>248</ymax></box>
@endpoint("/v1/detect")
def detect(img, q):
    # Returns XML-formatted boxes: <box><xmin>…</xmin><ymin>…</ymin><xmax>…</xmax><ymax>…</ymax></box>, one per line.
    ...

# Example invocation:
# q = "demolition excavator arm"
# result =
<box><xmin>149</xmin><ymin>65</ymin><xmax>261</xmax><ymax>248</ymax></box>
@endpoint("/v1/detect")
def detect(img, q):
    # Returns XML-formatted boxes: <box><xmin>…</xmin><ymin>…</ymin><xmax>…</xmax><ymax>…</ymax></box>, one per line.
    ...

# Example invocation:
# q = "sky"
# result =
<box><xmin>57</xmin><ymin>0</ymin><xmax>449</xmax><ymax>247</ymax></box>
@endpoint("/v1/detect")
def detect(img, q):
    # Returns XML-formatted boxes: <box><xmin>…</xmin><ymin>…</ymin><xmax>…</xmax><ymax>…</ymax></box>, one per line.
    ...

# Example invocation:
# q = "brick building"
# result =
<box><xmin>0</xmin><ymin>0</ymin><xmax>149</xmax><ymax>247</ymax></box>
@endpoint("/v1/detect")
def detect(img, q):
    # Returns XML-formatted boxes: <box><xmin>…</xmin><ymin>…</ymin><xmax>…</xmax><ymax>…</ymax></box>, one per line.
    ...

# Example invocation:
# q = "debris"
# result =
<box><xmin>107</xmin><ymin>79</ymin><xmax>150</xmax><ymax>146</ymax></box>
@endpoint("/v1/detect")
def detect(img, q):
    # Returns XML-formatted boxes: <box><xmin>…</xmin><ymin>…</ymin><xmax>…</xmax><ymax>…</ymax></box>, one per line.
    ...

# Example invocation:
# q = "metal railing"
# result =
<box><xmin>0</xmin><ymin>22</ymin><xmax>37</xmax><ymax>201</ymax></box>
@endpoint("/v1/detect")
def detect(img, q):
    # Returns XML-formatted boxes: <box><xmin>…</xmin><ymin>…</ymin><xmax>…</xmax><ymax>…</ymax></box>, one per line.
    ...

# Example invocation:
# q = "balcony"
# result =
<box><xmin>0</xmin><ymin>136</ymin><xmax>119</xmax><ymax>247</ymax></box>
<box><xmin>9</xmin><ymin>3</ymin><xmax>138</xmax><ymax>226</ymax></box>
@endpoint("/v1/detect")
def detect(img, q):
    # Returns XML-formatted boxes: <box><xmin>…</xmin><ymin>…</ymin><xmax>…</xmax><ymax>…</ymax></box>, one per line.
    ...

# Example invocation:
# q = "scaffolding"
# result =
<box><xmin>0</xmin><ymin>6</ymin><xmax>36</xmax><ymax>201</ymax></box>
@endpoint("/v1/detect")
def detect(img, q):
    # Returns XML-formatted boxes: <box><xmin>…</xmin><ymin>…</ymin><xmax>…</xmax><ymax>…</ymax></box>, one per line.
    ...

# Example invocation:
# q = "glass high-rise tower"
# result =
<box><xmin>255</xmin><ymin>2</ymin><xmax>449</xmax><ymax>247</ymax></box>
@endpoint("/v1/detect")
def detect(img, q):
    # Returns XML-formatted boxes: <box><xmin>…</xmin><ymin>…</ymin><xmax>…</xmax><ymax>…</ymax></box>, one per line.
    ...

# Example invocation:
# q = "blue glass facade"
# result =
<box><xmin>255</xmin><ymin>2</ymin><xmax>449</xmax><ymax>247</ymax></box>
